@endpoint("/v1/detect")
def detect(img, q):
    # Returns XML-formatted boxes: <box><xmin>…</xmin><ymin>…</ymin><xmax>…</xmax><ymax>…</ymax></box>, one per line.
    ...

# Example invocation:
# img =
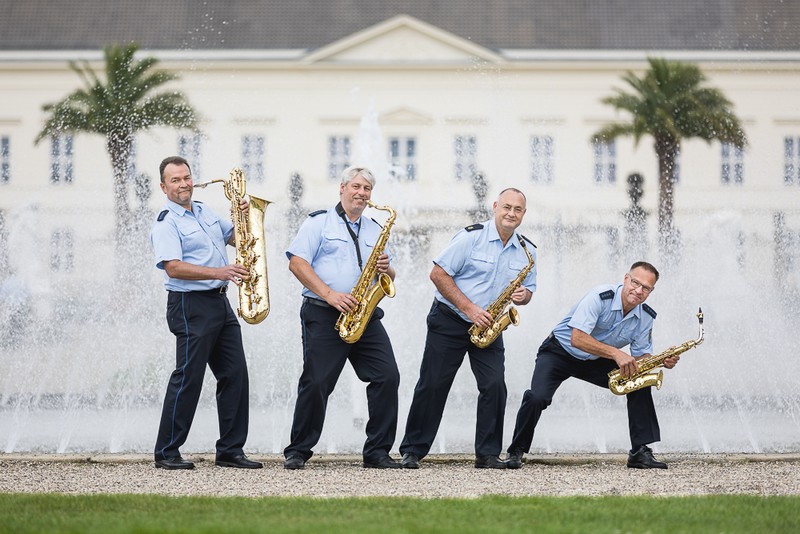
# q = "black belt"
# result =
<box><xmin>303</xmin><ymin>296</ymin><xmax>331</xmax><ymax>308</ymax></box>
<box><xmin>171</xmin><ymin>285</ymin><xmax>227</xmax><ymax>295</ymax></box>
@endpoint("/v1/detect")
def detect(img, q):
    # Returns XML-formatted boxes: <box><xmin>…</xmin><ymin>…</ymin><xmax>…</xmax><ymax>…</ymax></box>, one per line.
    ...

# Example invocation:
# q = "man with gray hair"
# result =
<box><xmin>283</xmin><ymin>166</ymin><xmax>401</xmax><ymax>470</ymax></box>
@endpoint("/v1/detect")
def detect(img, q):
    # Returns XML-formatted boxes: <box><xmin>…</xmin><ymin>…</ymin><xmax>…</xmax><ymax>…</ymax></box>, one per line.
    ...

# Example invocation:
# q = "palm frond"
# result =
<box><xmin>37</xmin><ymin>42</ymin><xmax>200</xmax><ymax>144</ymax></box>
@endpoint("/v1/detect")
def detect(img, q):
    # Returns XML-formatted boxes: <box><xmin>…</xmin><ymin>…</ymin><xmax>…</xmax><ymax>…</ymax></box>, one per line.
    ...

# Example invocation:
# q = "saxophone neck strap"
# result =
<box><xmin>335</xmin><ymin>201</ymin><xmax>363</xmax><ymax>270</ymax></box>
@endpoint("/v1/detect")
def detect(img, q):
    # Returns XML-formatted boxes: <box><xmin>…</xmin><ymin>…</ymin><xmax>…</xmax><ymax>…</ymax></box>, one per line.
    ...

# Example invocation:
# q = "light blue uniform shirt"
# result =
<box><xmin>150</xmin><ymin>199</ymin><xmax>233</xmax><ymax>292</ymax></box>
<box><xmin>433</xmin><ymin>220</ymin><xmax>537</xmax><ymax>322</ymax></box>
<box><xmin>285</xmin><ymin>205</ymin><xmax>393</xmax><ymax>300</ymax></box>
<box><xmin>552</xmin><ymin>283</ymin><xmax>655</xmax><ymax>361</ymax></box>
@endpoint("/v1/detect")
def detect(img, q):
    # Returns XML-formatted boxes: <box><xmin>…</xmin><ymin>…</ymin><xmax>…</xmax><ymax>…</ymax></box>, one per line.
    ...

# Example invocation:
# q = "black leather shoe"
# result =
<box><xmin>401</xmin><ymin>453</ymin><xmax>420</xmax><ymax>469</ymax></box>
<box><xmin>215</xmin><ymin>454</ymin><xmax>263</xmax><ymax>469</ymax></box>
<box><xmin>627</xmin><ymin>445</ymin><xmax>668</xmax><ymax>469</ymax></box>
<box><xmin>154</xmin><ymin>457</ymin><xmax>195</xmax><ymax>470</ymax></box>
<box><xmin>475</xmin><ymin>456</ymin><xmax>507</xmax><ymax>469</ymax></box>
<box><xmin>506</xmin><ymin>450</ymin><xmax>524</xmax><ymax>470</ymax></box>
<box><xmin>363</xmin><ymin>455</ymin><xmax>402</xmax><ymax>469</ymax></box>
<box><xmin>284</xmin><ymin>455</ymin><xmax>306</xmax><ymax>470</ymax></box>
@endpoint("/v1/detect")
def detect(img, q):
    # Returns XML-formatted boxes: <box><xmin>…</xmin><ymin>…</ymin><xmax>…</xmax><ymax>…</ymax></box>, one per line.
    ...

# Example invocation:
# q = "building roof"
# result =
<box><xmin>1</xmin><ymin>0</ymin><xmax>799</xmax><ymax>52</ymax></box>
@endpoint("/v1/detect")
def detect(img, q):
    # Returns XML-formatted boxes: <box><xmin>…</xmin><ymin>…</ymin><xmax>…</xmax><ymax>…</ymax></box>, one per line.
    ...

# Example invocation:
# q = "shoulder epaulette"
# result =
<box><xmin>599</xmin><ymin>289</ymin><xmax>614</xmax><ymax>300</ymax></box>
<box><xmin>157</xmin><ymin>210</ymin><xmax>169</xmax><ymax>221</ymax></box>
<box><xmin>642</xmin><ymin>303</ymin><xmax>657</xmax><ymax>319</ymax></box>
<box><xmin>194</xmin><ymin>200</ymin><xmax>203</xmax><ymax>204</ymax></box>
<box><xmin>308</xmin><ymin>209</ymin><xmax>326</xmax><ymax>217</ymax></box>
<box><xmin>517</xmin><ymin>233</ymin><xmax>537</xmax><ymax>248</ymax></box>
<box><xmin>464</xmin><ymin>223</ymin><xmax>484</xmax><ymax>232</ymax></box>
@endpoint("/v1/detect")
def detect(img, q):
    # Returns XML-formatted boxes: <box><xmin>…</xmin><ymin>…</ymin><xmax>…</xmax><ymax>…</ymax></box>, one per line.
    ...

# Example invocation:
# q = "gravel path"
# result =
<box><xmin>1</xmin><ymin>454</ymin><xmax>798</xmax><ymax>498</ymax></box>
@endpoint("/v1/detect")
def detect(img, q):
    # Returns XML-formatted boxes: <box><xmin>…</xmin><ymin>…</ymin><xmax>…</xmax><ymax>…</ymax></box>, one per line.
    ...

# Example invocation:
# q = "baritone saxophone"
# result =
<box><xmin>608</xmin><ymin>308</ymin><xmax>704</xmax><ymax>395</ymax></box>
<box><xmin>194</xmin><ymin>168</ymin><xmax>272</xmax><ymax>324</ymax></box>
<box><xmin>335</xmin><ymin>201</ymin><xmax>396</xmax><ymax>343</ymax></box>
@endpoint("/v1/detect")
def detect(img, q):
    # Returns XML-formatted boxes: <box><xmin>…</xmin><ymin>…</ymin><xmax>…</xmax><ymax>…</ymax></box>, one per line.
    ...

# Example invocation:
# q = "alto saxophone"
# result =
<box><xmin>608</xmin><ymin>308</ymin><xmax>704</xmax><ymax>395</ymax></box>
<box><xmin>194</xmin><ymin>168</ymin><xmax>272</xmax><ymax>324</ymax></box>
<box><xmin>335</xmin><ymin>201</ymin><xmax>396</xmax><ymax>344</ymax></box>
<box><xmin>469</xmin><ymin>238</ymin><xmax>535</xmax><ymax>348</ymax></box>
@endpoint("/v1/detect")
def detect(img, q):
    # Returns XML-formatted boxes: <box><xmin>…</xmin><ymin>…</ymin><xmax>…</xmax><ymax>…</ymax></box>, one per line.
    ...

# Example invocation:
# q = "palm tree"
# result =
<box><xmin>595</xmin><ymin>57</ymin><xmax>746</xmax><ymax>256</ymax></box>
<box><xmin>36</xmin><ymin>42</ymin><xmax>199</xmax><ymax>242</ymax></box>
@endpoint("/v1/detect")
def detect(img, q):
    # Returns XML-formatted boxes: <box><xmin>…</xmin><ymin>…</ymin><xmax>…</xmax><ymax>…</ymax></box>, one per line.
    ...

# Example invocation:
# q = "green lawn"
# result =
<box><xmin>1</xmin><ymin>493</ymin><xmax>798</xmax><ymax>533</ymax></box>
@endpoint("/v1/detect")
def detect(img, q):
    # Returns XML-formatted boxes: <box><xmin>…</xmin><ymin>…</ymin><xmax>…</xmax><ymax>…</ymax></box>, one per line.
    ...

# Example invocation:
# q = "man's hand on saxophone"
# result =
<box><xmin>220</xmin><ymin>264</ymin><xmax>249</xmax><ymax>286</ymax></box>
<box><xmin>511</xmin><ymin>286</ymin><xmax>532</xmax><ymax>305</ymax></box>
<box><xmin>325</xmin><ymin>290</ymin><xmax>358</xmax><ymax>314</ymax></box>
<box><xmin>662</xmin><ymin>354</ymin><xmax>680</xmax><ymax>369</ymax></box>
<box><xmin>375</xmin><ymin>253</ymin><xmax>395</xmax><ymax>280</ymax></box>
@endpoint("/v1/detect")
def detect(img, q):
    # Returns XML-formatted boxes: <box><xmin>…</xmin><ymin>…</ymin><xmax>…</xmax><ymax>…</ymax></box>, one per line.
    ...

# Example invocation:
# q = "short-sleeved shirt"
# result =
<box><xmin>150</xmin><ymin>199</ymin><xmax>234</xmax><ymax>292</ymax></box>
<box><xmin>433</xmin><ymin>220</ymin><xmax>537</xmax><ymax>322</ymax></box>
<box><xmin>285</xmin><ymin>204</ymin><xmax>393</xmax><ymax>300</ymax></box>
<box><xmin>552</xmin><ymin>283</ymin><xmax>655</xmax><ymax>360</ymax></box>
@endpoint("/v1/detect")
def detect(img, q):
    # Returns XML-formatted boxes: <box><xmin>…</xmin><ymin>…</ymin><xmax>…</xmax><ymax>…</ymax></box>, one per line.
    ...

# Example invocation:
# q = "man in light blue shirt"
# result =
<box><xmin>283</xmin><ymin>166</ymin><xmax>400</xmax><ymax>470</ymax></box>
<box><xmin>506</xmin><ymin>261</ymin><xmax>681</xmax><ymax>470</ymax></box>
<box><xmin>400</xmin><ymin>188</ymin><xmax>537</xmax><ymax>469</ymax></box>
<box><xmin>150</xmin><ymin>156</ymin><xmax>261</xmax><ymax>471</ymax></box>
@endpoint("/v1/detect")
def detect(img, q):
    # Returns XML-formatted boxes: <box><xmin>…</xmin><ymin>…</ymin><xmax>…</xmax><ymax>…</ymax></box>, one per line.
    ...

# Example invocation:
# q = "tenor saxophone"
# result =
<box><xmin>608</xmin><ymin>308</ymin><xmax>704</xmax><ymax>395</ymax></box>
<box><xmin>468</xmin><ymin>238</ymin><xmax>535</xmax><ymax>348</ymax></box>
<box><xmin>335</xmin><ymin>201</ymin><xmax>396</xmax><ymax>343</ymax></box>
<box><xmin>194</xmin><ymin>168</ymin><xmax>272</xmax><ymax>324</ymax></box>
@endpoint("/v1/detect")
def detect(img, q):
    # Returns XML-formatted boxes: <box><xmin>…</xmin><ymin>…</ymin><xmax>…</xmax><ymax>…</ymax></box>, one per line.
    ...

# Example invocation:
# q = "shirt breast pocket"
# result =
<box><xmin>176</xmin><ymin>220</ymin><xmax>202</xmax><ymax>247</ymax></box>
<box><xmin>470</xmin><ymin>251</ymin><xmax>495</xmax><ymax>275</ymax></box>
<box><xmin>321</xmin><ymin>232</ymin><xmax>351</xmax><ymax>260</ymax></box>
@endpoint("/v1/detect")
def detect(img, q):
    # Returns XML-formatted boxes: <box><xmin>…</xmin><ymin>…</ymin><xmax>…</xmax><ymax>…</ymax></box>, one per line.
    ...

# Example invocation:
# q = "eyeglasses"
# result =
<box><xmin>627</xmin><ymin>274</ymin><xmax>654</xmax><ymax>294</ymax></box>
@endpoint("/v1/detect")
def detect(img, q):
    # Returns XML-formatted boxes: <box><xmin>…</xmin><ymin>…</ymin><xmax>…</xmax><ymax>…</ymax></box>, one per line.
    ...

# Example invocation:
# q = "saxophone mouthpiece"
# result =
<box><xmin>193</xmin><ymin>178</ymin><xmax>226</xmax><ymax>189</ymax></box>
<box><xmin>697</xmin><ymin>307</ymin><xmax>704</xmax><ymax>324</ymax></box>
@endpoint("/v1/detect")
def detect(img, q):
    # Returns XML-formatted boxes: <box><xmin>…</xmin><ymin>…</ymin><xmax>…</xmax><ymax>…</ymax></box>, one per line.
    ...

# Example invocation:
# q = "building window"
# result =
<box><xmin>784</xmin><ymin>136</ymin><xmax>800</xmax><ymax>185</ymax></box>
<box><xmin>50</xmin><ymin>228</ymin><xmax>74</xmax><ymax>272</ymax></box>
<box><xmin>593</xmin><ymin>138</ymin><xmax>616</xmax><ymax>184</ymax></box>
<box><xmin>50</xmin><ymin>135</ymin><xmax>74</xmax><ymax>184</ymax></box>
<box><xmin>241</xmin><ymin>135</ymin><xmax>265</xmax><ymax>182</ymax></box>
<box><xmin>454</xmin><ymin>135</ymin><xmax>477</xmax><ymax>181</ymax></box>
<box><xmin>328</xmin><ymin>136</ymin><xmax>351</xmax><ymax>180</ymax></box>
<box><xmin>530</xmin><ymin>135</ymin><xmax>554</xmax><ymax>184</ymax></box>
<box><xmin>0</xmin><ymin>136</ymin><xmax>9</xmax><ymax>184</ymax></box>
<box><xmin>388</xmin><ymin>137</ymin><xmax>417</xmax><ymax>181</ymax></box>
<box><xmin>721</xmin><ymin>142</ymin><xmax>744</xmax><ymax>185</ymax></box>
<box><xmin>178</xmin><ymin>134</ymin><xmax>202</xmax><ymax>180</ymax></box>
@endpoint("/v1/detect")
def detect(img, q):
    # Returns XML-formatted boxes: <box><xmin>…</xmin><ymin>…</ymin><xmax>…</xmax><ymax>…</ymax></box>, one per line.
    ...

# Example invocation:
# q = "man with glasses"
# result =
<box><xmin>506</xmin><ymin>261</ymin><xmax>679</xmax><ymax>469</ymax></box>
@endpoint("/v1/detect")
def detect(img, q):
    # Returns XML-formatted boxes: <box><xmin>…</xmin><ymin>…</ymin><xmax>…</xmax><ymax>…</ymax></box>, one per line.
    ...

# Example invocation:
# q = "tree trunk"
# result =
<box><xmin>107</xmin><ymin>135</ymin><xmax>134</xmax><ymax>243</ymax></box>
<box><xmin>655</xmin><ymin>136</ymin><xmax>679</xmax><ymax>259</ymax></box>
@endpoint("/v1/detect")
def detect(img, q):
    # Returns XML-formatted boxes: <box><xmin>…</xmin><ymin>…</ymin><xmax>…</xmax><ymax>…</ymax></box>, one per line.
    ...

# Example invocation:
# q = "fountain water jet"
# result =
<box><xmin>1</xmin><ymin>102</ymin><xmax>799</xmax><ymax>456</ymax></box>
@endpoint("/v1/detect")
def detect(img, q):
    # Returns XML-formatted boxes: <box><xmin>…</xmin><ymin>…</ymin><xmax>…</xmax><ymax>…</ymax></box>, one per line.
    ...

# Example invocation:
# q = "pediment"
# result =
<box><xmin>380</xmin><ymin>107</ymin><xmax>433</xmax><ymax>126</ymax></box>
<box><xmin>302</xmin><ymin>15</ymin><xmax>504</xmax><ymax>65</ymax></box>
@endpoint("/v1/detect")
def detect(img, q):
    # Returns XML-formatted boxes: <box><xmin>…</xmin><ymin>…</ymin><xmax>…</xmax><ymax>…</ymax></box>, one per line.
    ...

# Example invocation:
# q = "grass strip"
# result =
<box><xmin>1</xmin><ymin>493</ymin><xmax>798</xmax><ymax>533</ymax></box>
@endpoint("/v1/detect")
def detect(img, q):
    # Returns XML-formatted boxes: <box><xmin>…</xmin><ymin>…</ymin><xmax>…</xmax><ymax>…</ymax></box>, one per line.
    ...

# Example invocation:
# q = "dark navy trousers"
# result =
<box><xmin>154</xmin><ymin>290</ymin><xmax>250</xmax><ymax>460</ymax></box>
<box><xmin>284</xmin><ymin>299</ymin><xmax>399</xmax><ymax>463</ymax></box>
<box><xmin>400</xmin><ymin>300</ymin><xmax>507</xmax><ymax>459</ymax></box>
<box><xmin>507</xmin><ymin>335</ymin><xmax>660</xmax><ymax>454</ymax></box>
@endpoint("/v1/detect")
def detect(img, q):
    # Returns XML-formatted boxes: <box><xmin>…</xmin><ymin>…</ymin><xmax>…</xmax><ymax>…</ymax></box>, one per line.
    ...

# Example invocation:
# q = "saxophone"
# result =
<box><xmin>608</xmin><ymin>308</ymin><xmax>704</xmax><ymax>395</ymax></box>
<box><xmin>194</xmin><ymin>168</ymin><xmax>272</xmax><ymax>324</ymax></box>
<box><xmin>469</xmin><ymin>238</ymin><xmax>535</xmax><ymax>348</ymax></box>
<box><xmin>335</xmin><ymin>201</ymin><xmax>396</xmax><ymax>343</ymax></box>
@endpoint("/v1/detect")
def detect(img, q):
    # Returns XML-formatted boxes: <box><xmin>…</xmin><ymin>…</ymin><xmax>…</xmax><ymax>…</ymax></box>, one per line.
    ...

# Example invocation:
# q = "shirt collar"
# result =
<box><xmin>486</xmin><ymin>219</ymin><xmax>520</xmax><ymax>249</ymax></box>
<box><xmin>612</xmin><ymin>283</ymin><xmax>641</xmax><ymax>318</ymax></box>
<box><xmin>335</xmin><ymin>202</ymin><xmax>361</xmax><ymax>228</ymax></box>
<box><xmin>166</xmin><ymin>199</ymin><xmax>195</xmax><ymax>216</ymax></box>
